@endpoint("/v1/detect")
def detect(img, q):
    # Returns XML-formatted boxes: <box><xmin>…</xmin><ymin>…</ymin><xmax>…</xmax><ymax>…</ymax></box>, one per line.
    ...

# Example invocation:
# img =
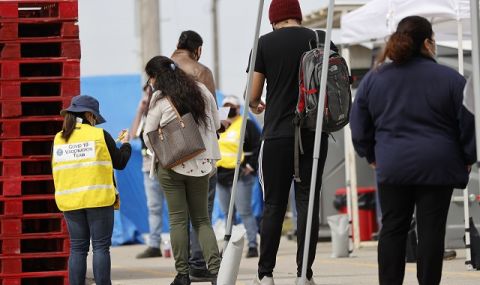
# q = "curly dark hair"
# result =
<box><xmin>145</xmin><ymin>56</ymin><xmax>207</xmax><ymax>126</ymax></box>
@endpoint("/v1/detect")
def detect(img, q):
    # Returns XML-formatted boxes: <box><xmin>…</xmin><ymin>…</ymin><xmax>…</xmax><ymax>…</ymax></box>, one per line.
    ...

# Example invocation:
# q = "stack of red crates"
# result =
<box><xmin>0</xmin><ymin>1</ymin><xmax>79</xmax><ymax>284</ymax></box>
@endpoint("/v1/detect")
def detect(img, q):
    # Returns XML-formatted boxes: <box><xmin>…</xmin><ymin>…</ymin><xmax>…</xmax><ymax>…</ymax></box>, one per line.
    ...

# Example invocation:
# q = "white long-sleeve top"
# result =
<box><xmin>143</xmin><ymin>82</ymin><xmax>221</xmax><ymax>176</ymax></box>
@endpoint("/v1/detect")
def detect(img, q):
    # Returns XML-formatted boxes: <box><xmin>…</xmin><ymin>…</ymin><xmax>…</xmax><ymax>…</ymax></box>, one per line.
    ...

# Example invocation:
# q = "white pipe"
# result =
<box><xmin>300</xmin><ymin>0</ymin><xmax>335</xmax><ymax>283</ymax></box>
<box><xmin>348</xmin><ymin>128</ymin><xmax>361</xmax><ymax>249</ymax></box>
<box><xmin>456</xmin><ymin>10</ymin><xmax>472</xmax><ymax>270</ymax></box>
<box><xmin>457</xmin><ymin>20</ymin><xmax>464</xmax><ymax>75</ymax></box>
<box><xmin>342</xmin><ymin>52</ymin><xmax>354</xmax><ymax>252</ymax></box>
<box><xmin>223</xmin><ymin>0</ymin><xmax>264</xmax><ymax>249</ymax></box>
<box><xmin>341</xmin><ymin>13</ymin><xmax>354</xmax><ymax>254</ymax></box>
<box><xmin>463</xmin><ymin>188</ymin><xmax>473</xmax><ymax>270</ymax></box>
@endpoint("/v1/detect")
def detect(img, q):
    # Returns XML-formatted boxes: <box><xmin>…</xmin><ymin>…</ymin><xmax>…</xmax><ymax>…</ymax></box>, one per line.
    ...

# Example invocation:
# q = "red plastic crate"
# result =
<box><xmin>0</xmin><ymin>271</ymin><xmax>68</xmax><ymax>285</ymax></box>
<box><xmin>0</xmin><ymin>1</ymin><xmax>78</xmax><ymax>20</ymax></box>
<box><xmin>0</xmin><ymin>97</ymin><xmax>72</xmax><ymax>118</ymax></box>
<box><xmin>0</xmin><ymin>39</ymin><xmax>80</xmax><ymax>59</ymax></box>
<box><xmin>0</xmin><ymin>116</ymin><xmax>63</xmax><ymax>139</ymax></box>
<box><xmin>0</xmin><ymin>254</ymin><xmax>68</xmax><ymax>275</ymax></box>
<box><xmin>0</xmin><ymin>195</ymin><xmax>59</xmax><ymax>217</ymax></box>
<box><xmin>0</xmin><ymin>156</ymin><xmax>52</xmax><ymax>178</ymax></box>
<box><xmin>0</xmin><ymin>176</ymin><xmax>54</xmax><ymax>197</ymax></box>
<box><xmin>0</xmin><ymin>59</ymin><xmax>80</xmax><ymax>80</ymax></box>
<box><xmin>0</xmin><ymin>20</ymin><xmax>79</xmax><ymax>40</ymax></box>
<box><xmin>0</xmin><ymin>79</ymin><xmax>79</xmax><ymax>99</ymax></box>
<box><xmin>0</xmin><ymin>213</ymin><xmax>66</xmax><ymax>236</ymax></box>
<box><xmin>1</xmin><ymin>236</ymin><xmax>69</xmax><ymax>256</ymax></box>
<box><xmin>1</xmin><ymin>138</ymin><xmax>54</xmax><ymax>157</ymax></box>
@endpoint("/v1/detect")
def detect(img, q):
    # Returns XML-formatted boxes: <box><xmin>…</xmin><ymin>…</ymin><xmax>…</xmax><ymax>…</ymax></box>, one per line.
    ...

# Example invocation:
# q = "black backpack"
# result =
<box><xmin>293</xmin><ymin>30</ymin><xmax>351</xmax><ymax>181</ymax></box>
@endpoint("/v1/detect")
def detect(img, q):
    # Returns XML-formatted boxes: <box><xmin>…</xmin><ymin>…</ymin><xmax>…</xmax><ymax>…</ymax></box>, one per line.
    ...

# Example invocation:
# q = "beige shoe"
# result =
<box><xmin>252</xmin><ymin>274</ymin><xmax>275</xmax><ymax>285</ymax></box>
<box><xmin>295</xmin><ymin>277</ymin><xmax>317</xmax><ymax>285</ymax></box>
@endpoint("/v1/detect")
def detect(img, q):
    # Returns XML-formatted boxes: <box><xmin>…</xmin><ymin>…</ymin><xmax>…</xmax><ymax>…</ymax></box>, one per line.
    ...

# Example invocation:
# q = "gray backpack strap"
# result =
<box><xmin>294</xmin><ymin>125</ymin><xmax>304</xmax><ymax>182</ymax></box>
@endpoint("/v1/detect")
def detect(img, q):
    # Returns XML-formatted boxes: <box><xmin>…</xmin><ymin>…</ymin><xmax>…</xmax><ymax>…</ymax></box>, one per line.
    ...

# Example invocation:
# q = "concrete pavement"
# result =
<box><xmin>86</xmin><ymin>237</ymin><xmax>480</xmax><ymax>284</ymax></box>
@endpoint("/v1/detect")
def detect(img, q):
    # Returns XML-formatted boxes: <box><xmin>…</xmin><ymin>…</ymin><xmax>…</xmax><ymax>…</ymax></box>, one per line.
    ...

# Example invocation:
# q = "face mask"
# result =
<box><xmin>227</xmin><ymin>108</ymin><xmax>238</xmax><ymax>118</ymax></box>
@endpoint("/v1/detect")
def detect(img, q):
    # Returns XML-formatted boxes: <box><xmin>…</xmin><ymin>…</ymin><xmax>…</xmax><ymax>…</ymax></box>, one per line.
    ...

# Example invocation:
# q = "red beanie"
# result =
<box><xmin>269</xmin><ymin>0</ymin><xmax>302</xmax><ymax>24</ymax></box>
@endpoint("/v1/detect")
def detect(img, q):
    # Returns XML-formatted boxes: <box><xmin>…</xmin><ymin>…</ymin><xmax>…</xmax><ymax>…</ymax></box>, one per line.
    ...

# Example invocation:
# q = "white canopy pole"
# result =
<box><xmin>223</xmin><ymin>0</ymin><xmax>264</xmax><ymax>249</ymax></box>
<box><xmin>344</xmin><ymin>123</ymin><xmax>361</xmax><ymax>249</ymax></box>
<box><xmin>342</xmin><ymin>45</ymin><xmax>355</xmax><ymax>253</ymax></box>
<box><xmin>299</xmin><ymin>0</ymin><xmax>335</xmax><ymax>283</ymax></box>
<box><xmin>469</xmin><ymin>0</ymin><xmax>480</xmax><ymax>270</ymax></box>
<box><xmin>457</xmin><ymin>20</ymin><xmax>464</xmax><ymax>75</ymax></box>
<box><xmin>455</xmin><ymin>7</ymin><xmax>473</xmax><ymax>270</ymax></box>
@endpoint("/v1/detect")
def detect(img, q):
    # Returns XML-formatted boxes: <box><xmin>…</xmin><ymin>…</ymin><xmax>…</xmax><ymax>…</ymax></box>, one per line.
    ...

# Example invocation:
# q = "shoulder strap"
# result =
<box><xmin>158</xmin><ymin>97</ymin><xmax>185</xmax><ymax>136</ymax></box>
<box><xmin>165</xmin><ymin>96</ymin><xmax>183</xmax><ymax>122</ymax></box>
<box><xmin>315</xmin><ymin>30</ymin><xmax>321</xmax><ymax>49</ymax></box>
<box><xmin>293</xmin><ymin>125</ymin><xmax>304</xmax><ymax>182</ymax></box>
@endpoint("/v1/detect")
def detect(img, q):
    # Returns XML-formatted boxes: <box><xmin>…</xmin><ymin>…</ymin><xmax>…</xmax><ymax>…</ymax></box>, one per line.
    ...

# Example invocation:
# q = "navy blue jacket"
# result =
<box><xmin>350</xmin><ymin>56</ymin><xmax>476</xmax><ymax>188</ymax></box>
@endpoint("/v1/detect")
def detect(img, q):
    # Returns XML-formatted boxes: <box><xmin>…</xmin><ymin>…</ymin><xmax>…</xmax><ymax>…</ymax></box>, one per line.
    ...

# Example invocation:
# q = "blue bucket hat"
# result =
<box><xmin>60</xmin><ymin>95</ymin><xmax>106</xmax><ymax>124</ymax></box>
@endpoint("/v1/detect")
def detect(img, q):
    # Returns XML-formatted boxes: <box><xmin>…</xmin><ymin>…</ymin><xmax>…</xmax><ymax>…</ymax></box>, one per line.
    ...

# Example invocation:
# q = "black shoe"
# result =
<box><xmin>444</xmin><ymin>250</ymin><xmax>457</xmax><ymax>260</ymax></box>
<box><xmin>171</xmin><ymin>274</ymin><xmax>191</xmax><ymax>285</ymax></box>
<box><xmin>189</xmin><ymin>268</ymin><xmax>217</xmax><ymax>282</ymax></box>
<box><xmin>246</xmin><ymin>247</ymin><xmax>259</xmax><ymax>258</ymax></box>
<box><xmin>136</xmin><ymin>247</ymin><xmax>162</xmax><ymax>259</ymax></box>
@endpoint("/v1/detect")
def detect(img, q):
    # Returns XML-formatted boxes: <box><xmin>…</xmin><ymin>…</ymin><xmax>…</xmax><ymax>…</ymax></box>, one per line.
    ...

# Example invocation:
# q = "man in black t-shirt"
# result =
<box><xmin>249</xmin><ymin>0</ymin><xmax>333</xmax><ymax>284</ymax></box>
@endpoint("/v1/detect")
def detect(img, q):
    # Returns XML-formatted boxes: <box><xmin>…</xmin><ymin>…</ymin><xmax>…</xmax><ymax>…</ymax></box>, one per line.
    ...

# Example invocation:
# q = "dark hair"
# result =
<box><xmin>145</xmin><ymin>56</ymin><xmax>207</xmax><ymax>126</ymax></box>
<box><xmin>177</xmin><ymin>30</ymin><xmax>203</xmax><ymax>54</ymax></box>
<box><xmin>61</xmin><ymin>112</ymin><xmax>91</xmax><ymax>141</ymax></box>
<box><xmin>376</xmin><ymin>16</ymin><xmax>433</xmax><ymax>66</ymax></box>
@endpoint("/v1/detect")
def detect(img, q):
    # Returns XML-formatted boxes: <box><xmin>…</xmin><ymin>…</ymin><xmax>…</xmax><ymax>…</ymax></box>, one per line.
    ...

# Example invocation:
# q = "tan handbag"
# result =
<box><xmin>147</xmin><ymin>97</ymin><xmax>206</xmax><ymax>169</ymax></box>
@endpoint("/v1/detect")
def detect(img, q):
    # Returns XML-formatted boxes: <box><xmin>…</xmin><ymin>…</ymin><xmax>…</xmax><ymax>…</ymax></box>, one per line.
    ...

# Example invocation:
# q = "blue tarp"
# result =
<box><xmin>81</xmin><ymin>75</ymin><xmax>263</xmax><ymax>245</ymax></box>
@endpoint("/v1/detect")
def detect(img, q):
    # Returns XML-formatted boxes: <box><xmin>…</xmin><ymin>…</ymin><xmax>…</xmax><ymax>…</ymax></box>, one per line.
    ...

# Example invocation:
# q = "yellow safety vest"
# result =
<box><xmin>52</xmin><ymin>123</ymin><xmax>116</xmax><ymax>211</ymax></box>
<box><xmin>217</xmin><ymin>116</ymin><xmax>244</xmax><ymax>169</ymax></box>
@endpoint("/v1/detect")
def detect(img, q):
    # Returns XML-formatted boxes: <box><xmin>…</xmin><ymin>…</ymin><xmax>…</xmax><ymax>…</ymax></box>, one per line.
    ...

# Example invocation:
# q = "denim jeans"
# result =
<box><xmin>143</xmin><ymin>171</ymin><xmax>164</xmax><ymax>248</ymax></box>
<box><xmin>189</xmin><ymin>174</ymin><xmax>217</xmax><ymax>270</ymax></box>
<box><xmin>217</xmin><ymin>173</ymin><xmax>258</xmax><ymax>248</ymax></box>
<box><xmin>63</xmin><ymin>206</ymin><xmax>114</xmax><ymax>285</ymax></box>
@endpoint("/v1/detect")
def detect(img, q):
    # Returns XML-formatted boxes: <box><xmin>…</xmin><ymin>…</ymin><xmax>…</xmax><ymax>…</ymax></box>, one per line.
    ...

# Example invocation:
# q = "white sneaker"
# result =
<box><xmin>295</xmin><ymin>277</ymin><xmax>317</xmax><ymax>285</ymax></box>
<box><xmin>252</xmin><ymin>274</ymin><xmax>275</xmax><ymax>285</ymax></box>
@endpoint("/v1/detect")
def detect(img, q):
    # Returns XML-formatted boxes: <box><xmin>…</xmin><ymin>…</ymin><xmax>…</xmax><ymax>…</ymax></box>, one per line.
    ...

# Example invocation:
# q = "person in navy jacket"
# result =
<box><xmin>350</xmin><ymin>16</ymin><xmax>476</xmax><ymax>285</ymax></box>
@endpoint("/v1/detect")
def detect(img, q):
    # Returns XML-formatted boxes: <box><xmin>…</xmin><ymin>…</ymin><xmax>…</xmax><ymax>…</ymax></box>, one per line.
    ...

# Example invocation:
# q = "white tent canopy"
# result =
<box><xmin>341</xmin><ymin>0</ymin><xmax>472</xmax><ymax>45</ymax></box>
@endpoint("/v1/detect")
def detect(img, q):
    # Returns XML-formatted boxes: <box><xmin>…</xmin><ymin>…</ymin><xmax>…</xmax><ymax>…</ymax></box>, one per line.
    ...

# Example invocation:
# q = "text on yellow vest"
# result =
<box><xmin>52</xmin><ymin>123</ymin><xmax>116</xmax><ymax>211</ymax></box>
<box><xmin>217</xmin><ymin>116</ymin><xmax>244</xmax><ymax>169</ymax></box>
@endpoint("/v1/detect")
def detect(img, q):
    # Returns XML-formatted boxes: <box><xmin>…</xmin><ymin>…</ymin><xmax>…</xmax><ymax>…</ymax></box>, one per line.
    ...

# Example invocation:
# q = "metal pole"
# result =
<box><xmin>300</xmin><ymin>0</ymin><xmax>336</xmax><ymax>283</ymax></box>
<box><xmin>343</xmin><ymin>125</ymin><xmax>354</xmax><ymax>253</ymax></box>
<box><xmin>341</xmin><ymin>45</ymin><xmax>354</xmax><ymax>253</ymax></box>
<box><xmin>345</xmin><ymin>124</ymin><xmax>361</xmax><ymax>249</ymax></box>
<box><xmin>212</xmin><ymin>0</ymin><xmax>221</xmax><ymax>89</ymax></box>
<box><xmin>468</xmin><ymin>0</ymin><xmax>480</xmax><ymax>270</ymax></box>
<box><xmin>223</xmin><ymin>0</ymin><xmax>264</xmax><ymax>248</ymax></box>
<box><xmin>457</xmin><ymin>20</ymin><xmax>464</xmax><ymax>75</ymax></box>
<box><xmin>456</xmin><ymin>14</ymin><xmax>473</xmax><ymax>270</ymax></box>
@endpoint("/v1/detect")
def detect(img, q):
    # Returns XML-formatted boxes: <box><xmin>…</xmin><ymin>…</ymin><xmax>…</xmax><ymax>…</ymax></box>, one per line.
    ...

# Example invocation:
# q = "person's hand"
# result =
<box><xmin>117</xmin><ymin>129</ymin><xmax>129</xmax><ymax>143</ymax></box>
<box><xmin>220</xmin><ymin>120</ymin><xmax>232</xmax><ymax>131</ymax></box>
<box><xmin>467</xmin><ymin>165</ymin><xmax>472</xmax><ymax>173</ymax></box>
<box><xmin>250</xmin><ymin>100</ymin><xmax>265</xmax><ymax>114</ymax></box>
<box><xmin>369</xmin><ymin>162</ymin><xmax>376</xmax><ymax>169</ymax></box>
<box><xmin>242</xmin><ymin>164</ymin><xmax>255</xmax><ymax>176</ymax></box>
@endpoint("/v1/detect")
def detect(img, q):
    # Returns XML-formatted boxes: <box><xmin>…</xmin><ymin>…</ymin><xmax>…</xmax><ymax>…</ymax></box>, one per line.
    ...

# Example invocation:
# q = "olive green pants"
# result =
<box><xmin>157</xmin><ymin>167</ymin><xmax>221</xmax><ymax>275</ymax></box>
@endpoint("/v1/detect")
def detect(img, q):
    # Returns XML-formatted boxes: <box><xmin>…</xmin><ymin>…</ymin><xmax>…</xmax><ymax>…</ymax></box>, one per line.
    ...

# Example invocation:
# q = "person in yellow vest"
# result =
<box><xmin>216</xmin><ymin>96</ymin><xmax>261</xmax><ymax>258</ymax></box>
<box><xmin>51</xmin><ymin>95</ymin><xmax>131</xmax><ymax>285</ymax></box>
